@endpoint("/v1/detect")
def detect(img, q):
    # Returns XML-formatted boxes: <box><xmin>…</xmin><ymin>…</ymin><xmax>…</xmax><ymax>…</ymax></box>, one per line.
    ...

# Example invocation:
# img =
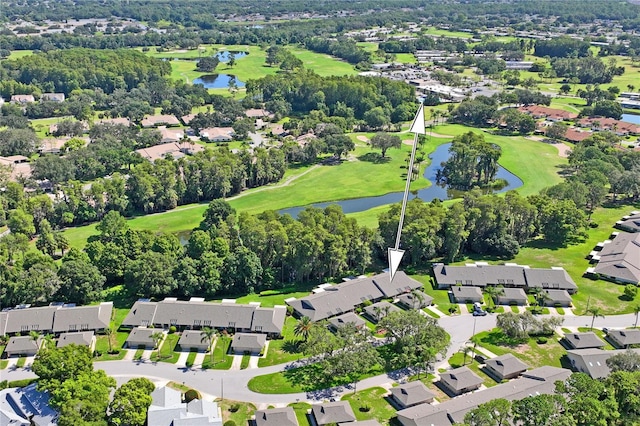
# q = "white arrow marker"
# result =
<box><xmin>388</xmin><ymin>103</ymin><xmax>426</xmax><ymax>281</ymax></box>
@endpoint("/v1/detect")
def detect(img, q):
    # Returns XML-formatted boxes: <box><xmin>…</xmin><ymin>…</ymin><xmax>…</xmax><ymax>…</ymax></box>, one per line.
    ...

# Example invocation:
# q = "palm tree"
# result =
<box><xmin>634</xmin><ymin>305</ymin><xmax>640</xmax><ymax>328</ymax></box>
<box><xmin>587</xmin><ymin>307</ymin><xmax>605</xmax><ymax>331</ymax></box>
<box><xmin>459</xmin><ymin>345</ymin><xmax>474</xmax><ymax>366</ymax></box>
<box><xmin>200</xmin><ymin>327</ymin><xmax>218</xmax><ymax>364</ymax></box>
<box><xmin>483</xmin><ymin>286</ymin><xmax>505</xmax><ymax>308</ymax></box>
<box><xmin>105</xmin><ymin>327</ymin><xmax>116</xmax><ymax>354</ymax></box>
<box><xmin>410</xmin><ymin>289</ymin><xmax>425</xmax><ymax>309</ymax></box>
<box><xmin>150</xmin><ymin>331</ymin><xmax>164</xmax><ymax>353</ymax></box>
<box><xmin>294</xmin><ymin>316</ymin><xmax>314</xmax><ymax>341</ymax></box>
<box><xmin>42</xmin><ymin>334</ymin><xmax>55</xmax><ymax>350</ymax></box>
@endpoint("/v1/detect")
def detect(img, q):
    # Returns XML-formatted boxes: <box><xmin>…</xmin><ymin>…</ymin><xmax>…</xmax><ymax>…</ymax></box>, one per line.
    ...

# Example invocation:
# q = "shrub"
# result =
<box><xmin>589</xmin><ymin>222</ymin><xmax>599</xmax><ymax>228</ymax></box>
<box><xmin>8</xmin><ymin>378</ymin><xmax>36</xmax><ymax>388</ymax></box>
<box><xmin>624</xmin><ymin>285</ymin><xmax>638</xmax><ymax>301</ymax></box>
<box><xmin>362</xmin><ymin>300</ymin><xmax>372</xmax><ymax>307</ymax></box>
<box><xmin>537</xmin><ymin>337</ymin><xmax>548</xmax><ymax>344</ymax></box>
<box><xmin>0</xmin><ymin>380</ymin><xmax>7</xmax><ymax>390</ymax></box>
<box><xmin>169</xmin><ymin>326</ymin><xmax>177</xmax><ymax>334</ymax></box>
<box><xmin>184</xmin><ymin>389</ymin><xmax>201</xmax><ymax>403</ymax></box>
<box><xmin>225</xmin><ymin>421</ymin><xmax>236</xmax><ymax>426</ymax></box>
<box><xmin>229</xmin><ymin>403</ymin><xmax>240</xmax><ymax>413</ymax></box>
<box><xmin>359</xmin><ymin>405</ymin><xmax>371</xmax><ymax>412</ymax></box>
<box><xmin>286</xmin><ymin>306</ymin><xmax>294</xmax><ymax>316</ymax></box>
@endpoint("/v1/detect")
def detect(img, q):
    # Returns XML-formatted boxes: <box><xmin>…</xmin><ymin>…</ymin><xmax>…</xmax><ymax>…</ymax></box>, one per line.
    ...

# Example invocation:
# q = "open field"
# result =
<box><xmin>473</xmin><ymin>329</ymin><xmax>566</xmax><ymax>368</ymax></box>
<box><xmin>7</xmin><ymin>50</ymin><xmax>34</xmax><ymax>59</ymax></box>
<box><xmin>342</xmin><ymin>387</ymin><xmax>397</xmax><ymax>423</ymax></box>
<box><xmin>257</xmin><ymin>317</ymin><xmax>302</xmax><ymax>367</ymax></box>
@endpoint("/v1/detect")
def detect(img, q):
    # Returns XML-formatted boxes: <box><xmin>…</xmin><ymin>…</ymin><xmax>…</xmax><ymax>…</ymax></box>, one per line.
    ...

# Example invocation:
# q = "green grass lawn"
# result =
<box><xmin>150</xmin><ymin>333</ymin><xmax>180</xmax><ymax>363</ymax></box>
<box><xmin>0</xmin><ymin>359</ymin><xmax>8</xmax><ymax>370</ymax></box>
<box><xmin>473</xmin><ymin>328</ymin><xmax>566</xmax><ymax>368</ymax></box>
<box><xmin>186</xmin><ymin>350</ymin><xmax>197</xmax><ymax>367</ymax></box>
<box><xmin>134</xmin><ymin>347</ymin><xmax>144</xmax><ymax>360</ymax></box>
<box><xmin>94</xmin><ymin>306</ymin><xmax>130</xmax><ymax>361</ymax></box>
<box><xmin>7</xmin><ymin>50</ymin><xmax>34</xmax><ymax>60</ymax></box>
<box><xmin>342</xmin><ymin>387</ymin><xmax>396</xmax><ymax>423</ymax></box>
<box><xmin>202</xmin><ymin>336</ymin><xmax>233</xmax><ymax>370</ymax></box>
<box><xmin>240</xmin><ymin>354</ymin><xmax>251</xmax><ymax>369</ymax></box>
<box><xmin>258</xmin><ymin>317</ymin><xmax>303</xmax><ymax>367</ymax></box>
<box><xmin>220</xmin><ymin>399</ymin><xmax>257</xmax><ymax>425</ymax></box>
<box><xmin>289</xmin><ymin>402</ymin><xmax>312</xmax><ymax>426</ymax></box>
<box><xmin>448</xmin><ymin>352</ymin><xmax>498</xmax><ymax>387</ymax></box>
<box><xmin>16</xmin><ymin>356</ymin><xmax>27</xmax><ymax>368</ymax></box>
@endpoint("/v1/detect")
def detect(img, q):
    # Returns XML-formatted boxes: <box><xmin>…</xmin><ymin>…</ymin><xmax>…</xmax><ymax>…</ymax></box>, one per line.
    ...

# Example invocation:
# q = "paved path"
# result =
<box><xmin>4</xmin><ymin>313</ymin><xmax>639</xmax><ymax>405</ymax></box>
<box><xmin>176</xmin><ymin>352</ymin><xmax>190</xmax><ymax>367</ymax></box>
<box><xmin>230</xmin><ymin>355</ymin><xmax>243</xmax><ymax>370</ymax></box>
<box><xmin>194</xmin><ymin>352</ymin><xmax>206</xmax><ymax>368</ymax></box>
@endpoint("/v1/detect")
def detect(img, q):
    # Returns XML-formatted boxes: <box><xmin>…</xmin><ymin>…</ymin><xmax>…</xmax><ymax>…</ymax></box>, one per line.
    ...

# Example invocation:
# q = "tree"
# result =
<box><xmin>96</xmin><ymin>210</ymin><xmax>129</xmax><ymax>243</ymax></box>
<box><xmin>32</xmin><ymin>344</ymin><xmax>94</xmax><ymax>390</ymax></box>
<box><xmin>459</xmin><ymin>345</ymin><xmax>474</xmax><ymax>366</ymax></box>
<box><xmin>200</xmin><ymin>199</ymin><xmax>236</xmax><ymax>230</ymax></box>
<box><xmin>36</xmin><ymin>219</ymin><xmax>57</xmax><ymax>257</ymax></box>
<box><xmin>124</xmin><ymin>251</ymin><xmax>177</xmax><ymax>297</ymax></box>
<box><xmin>294</xmin><ymin>316</ymin><xmax>314</xmax><ymax>342</ymax></box>
<box><xmin>8</xmin><ymin>208</ymin><xmax>36</xmax><ymax>237</ymax></box>
<box><xmin>50</xmin><ymin>369</ymin><xmax>116</xmax><ymax>425</ymax></box>
<box><xmin>200</xmin><ymin>326</ymin><xmax>218</xmax><ymax>364</ymax></box>
<box><xmin>511</xmin><ymin>394</ymin><xmax>574</xmax><ymax>426</ymax></box>
<box><xmin>606</xmin><ymin>350</ymin><xmax>640</xmax><ymax>372</ymax></box>
<box><xmin>370</xmin><ymin>132</ymin><xmax>402</xmax><ymax>158</ymax></box>
<box><xmin>56</xmin><ymin>252</ymin><xmax>106</xmax><ymax>304</ymax></box>
<box><xmin>324</xmin><ymin>134</ymin><xmax>355</xmax><ymax>158</ymax></box>
<box><xmin>546</xmin><ymin>122</ymin><xmax>568</xmax><ymax>141</ymax></box>
<box><xmin>150</xmin><ymin>331</ymin><xmax>164</xmax><ymax>351</ymax></box>
<box><xmin>105</xmin><ymin>327</ymin><xmax>117</xmax><ymax>354</ymax></box>
<box><xmin>556</xmin><ymin>373</ymin><xmax>619</xmax><ymax>426</ymax></box>
<box><xmin>483</xmin><ymin>286</ymin><xmax>505</xmax><ymax>308</ymax></box>
<box><xmin>196</xmin><ymin>56</ymin><xmax>220</xmax><ymax>72</ymax></box>
<box><xmin>227</xmin><ymin>52</ymin><xmax>236</xmax><ymax>68</ymax></box>
<box><xmin>464</xmin><ymin>398</ymin><xmax>511</xmax><ymax>426</ymax></box>
<box><xmin>108</xmin><ymin>378</ymin><xmax>155</xmax><ymax>426</ymax></box>
<box><xmin>363</xmin><ymin>106</ymin><xmax>390</xmax><ymax>130</ymax></box>
<box><xmin>624</xmin><ymin>285</ymin><xmax>638</xmax><ymax>301</ymax></box>
<box><xmin>587</xmin><ymin>307</ymin><xmax>604</xmax><ymax>330</ymax></box>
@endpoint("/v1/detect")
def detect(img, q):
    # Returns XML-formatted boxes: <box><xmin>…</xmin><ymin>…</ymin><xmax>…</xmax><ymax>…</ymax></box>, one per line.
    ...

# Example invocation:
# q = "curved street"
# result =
<box><xmin>3</xmin><ymin>312</ymin><xmax>637</xmax><ymax>405</ymax></box>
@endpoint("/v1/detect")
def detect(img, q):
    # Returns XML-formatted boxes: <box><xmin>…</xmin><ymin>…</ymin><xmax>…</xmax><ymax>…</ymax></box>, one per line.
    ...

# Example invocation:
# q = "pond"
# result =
<box><xmin>279</xmin><ymin>143</ymin><xmax>523</xmax><ymax>218</ymax></box>
<box><xmin>192</xmin><ymin>74</ymin><xmax>245</xmax><ymax>89</ymax></box>
<box><xmin>622</xmin><ymin>113</ymin><xmax>640</xmax><ymax>125</ymax></box>
<box><xmin>216</xmin><ymin>50</ymin><xmax>248</xmax><ymax>62</ymax></box>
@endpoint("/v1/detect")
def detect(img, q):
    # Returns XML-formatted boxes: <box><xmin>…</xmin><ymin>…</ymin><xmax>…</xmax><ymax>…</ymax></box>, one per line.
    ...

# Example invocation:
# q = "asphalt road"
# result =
<box><xmin>3</xmin><ymin>313</ymin><xmax>637</xmax><ymax>404</ymax></box>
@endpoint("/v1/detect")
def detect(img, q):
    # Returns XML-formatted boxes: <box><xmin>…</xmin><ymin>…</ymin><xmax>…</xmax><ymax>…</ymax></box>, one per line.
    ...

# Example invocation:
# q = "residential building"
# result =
<box><xmin>563</xmin><ymin>332</ymin><xmax>605</xmax><ymax>350</ymax></box>
<box><xmin>287</xmin><ymin>271</ymin><xmax>422</xmax><ymax>322</ymax></box>
<box><xmin>541</xmin><ymin>289</ymin><xmax>573</xmax><ymax>307</ymax></box>
<box><xmin>616</xmin><ymin>211</ymin><xmax>640</xmax><ymax>233</ymax></box>
<box><xmin>566</xmin><ymin>348</ymin><xmax>640</xmax><ymax>378</ymax></box>
<box><xmin>505</xmin><ymin>61</ymin><xmax>534</xmax><ymax>70</ymax></box>
<box><xmin>51</xmin><ymin>302</ymin><xmax>112</xmax><ymax>334</ymax></box>
<box><xmin>230</xmin><ymin>333</ymin><xmax>267</xmax><ymax>354</ymax></box>
<box><xmin>158</xmin><ymin>126</ymin><xmax>185</xmax><ymax>143</ymax></box>
<box><xmin>362</xmin><ymin>301</ymin><xmax>401</xmax><ymax>323</ymax></box>
<box><xmin>438</xmin><ymin>366</ymin><xmax>483</xmax><ymax>396</ymax></box>
<box><xmin>592</xmin><ymin>232</ymin><xmax>640</xmax><ymax>285</ymax></box>
<box><xmin>135</xmin><ymin>141</ymin><xmax>204</xmax><ymax>162</ymax></box>
<box><xmin>126</xmin><ymin>327</ymin><xmax>158</xmax><ymax>349</ymax></box>
<box><xmin>518</xmin><ymin>105</ymin><xmax>578</xmax><ymax>122</ymax></box>
<box><xmin>311</xmin><ymin>401</ymin><xmax>356</xmax><ymax>426</ymax></box>
<box><xmin>396</xmin><ymin>290</ymin><xmax>433</xmax><ymax>309</ymax></box>
<box><xmin>328</xmin><ymin>312</ymin><xmax>366</xmax><ymax>331</ymax></box>
<box><xmin>41</xmin><ymin>93</ymin><xmax>65</xmax><ymax>102</ymax></box>
<box><xmin>390</xmin><ymin>381</ymin><xmax>436</xmax><ymax>408</ymax></box>
<box><xmin>148</xmin><ymin>386</ymin><xmax>223</xmax><ymax>426</ymax></box>
<box><xmin>122</xmin><ymin>299</ymin><xmax>287</xmax><ymax>337</ymax></box>
<box><xmin>397</xmin><ymin>367</ymin><xmax>571</xmax><ymax>426</ymax></box>
<box><xmin>0</xmin><ymin>383</ymin><xmax>58</xmax><ymax>425</ymax></box>
<box><xmin>245</xmin><ymin>108</ymin><xmax>274</xmax><ymax>119</ymax></box>
<box><xmin>200</xmin><ymin>127</ymin><xmax>235</xmax><ymax>142</ymax></box>
<box><xmin>523</xmin><ymin>268</ymin><xmax>578</xmax><ymax>293</ymax></box>
<box><xmin>484</xmin><ymin>354</ymin><xmax>528</xmax><ymax>381</ymax></box>
<box><xmin>496</xmin><ymin>288</ymin><xmax>528</xmax><ymax>306</ymax></box>
<box><xmin>254</xmin><ymin>407</ymin><xmax>299</xmax><ymax>426</ymax></box>
<box><xmin>0</xmin><ymin>306</ymin><xmax>59</xmax><ymax>335</ymax></box>
<box><xmin>57</xmin><ymin>331</ymin><xmax>95</xmax><ymax>349</ymax></box>
<box><xmin>141</xmin><ymin>114</ymin><xmax>181</xmax><ymax>128</ymax></box>
<box><xmin>607</xmin><ymin>329</ymin><xmax>640</xmax><ymax>349</ymax></box>
<box><xmin>451</xmin><ymin>286</ymin><xmax>483</xmax><ymax>303</ymax></box>
<box><xmin>5</xmin><ymin>336</ymin><xmax>42</xmax><ymax>357</ymax></box>
<box><xmin>10</xmin><ymin>94</ymin><xmax>35</xmax><ymax>104</ymax></box>
<box><xmin>178</xmin><ymin>330</ymin><xmax>210</xmax><ymax>352</ymax></box>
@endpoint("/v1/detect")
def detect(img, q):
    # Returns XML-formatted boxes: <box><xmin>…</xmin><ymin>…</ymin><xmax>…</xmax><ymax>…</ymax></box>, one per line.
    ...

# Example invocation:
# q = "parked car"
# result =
<box><xmin>473</xmin><ymin>309</ymin><xmax>487</xmax><ymax>316</ymax></box>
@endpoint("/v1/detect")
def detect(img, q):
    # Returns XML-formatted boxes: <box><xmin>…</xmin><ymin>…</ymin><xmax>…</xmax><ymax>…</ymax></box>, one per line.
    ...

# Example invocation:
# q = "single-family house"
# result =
<box><xmin>496</xmin><ymin>287</ymin><xmax>528</xmax><ymax>305</ymax></box>
<box><xmin>135</xmin><ymin>141</ymin><xmax>205</xmax><ymax>162</ymax></box>
<box><xmin>254</xmin><ymin>407</ymin><xmax>298</xmax><ymax>426</ymax></box>
<box><xmin>178</xmin><ymin>330</ymin><xmax>210</xmax><ymax>352</ymax></box>
<box><xmin>396</xmin><ymin>290</ymin><xmax>433</xmax><ymax>309</ymax></box>
<box><xmin>563</xmin><ymin>332</ymin><xmax>605</xmax><ymax>350</ymax></box>
<box><xmin>484</xmin><ymin>354</ymin><xmax>528</xmax><ymax>381</ymax></box>
<box><xmin>245</xmin><ymin>108</ymin><xmax>274</xmax><ymax>119</ymax></box>
<box><xmin>311</xmin><ymin>401</ymin><xmax>356</xmax><ymax>426</ymax></box>
<box><xmin>38</xmin><ymin>138</ymin><xmax>73</xmax><ymax>155</ymax></box>
<box><xmin>518</xmin><ymin>105</ymin><xmax>578</xmax><ymax>122</ymax></box>
<box><xmin>608</xmin><ymin>329</ymin><xmax>640</xmax><ymax>349</ymax></box>
<box><xmin>158</xmin><ymin>126</ymin><xmax>184</xmax><ymax>143</ymax></box>
<box><xmin>439</xmin><ymin>366</ymin><xmax>483</xmax><ymax>396</ymax></box>
<box><xmin>451</xmin><ymin>286</ymin><xmax>483</xmax><ymax>303</ymax></box>
<box><xmin>126</xmin><ymin>327</ymin><xmax>158</xmax><ymax>349</ymax></box>
<box><xmin>390</xmin><ymin>381</ymin><xmax>436</xmax><ymax>408</ymax></box>
<box><xmin>181</xmin><ymin>113</ymin><xmax>197</xmax><ymax>126</ymax></box>
<box><xmin>0</xmin><ymin>383</ymin><xmax>58</xmax><ymax>426</ymax></box>
<box><xmin>396</xmin><ymin>367</ymin><xmax>572</xmax><ymax>426</ymax></box>
<box><xmin>328</xmin><ymin>312</ymin><xmax>366</xmax><ymax>331</ymax></box>
<box><xmin>363</xmin><ymin>301</ymin><xmax>401</xmax><ymax>323</ymax></box>
<box><xmin>148</xmin><ymin>386</ymin><xmax>222</xmax><ymax>426</ymax></box>
<box><xmin>10</xmin><ymin>94</ymin><xmax>35</xmax><ymax>104</ymax></box>
<box><xmin>5</xmin><ymin>335</ymin><xmax>42</xmax><ymax>357</ymax></box>
<box><xmin>57</xmin><ymin>331</ymin><xmax>95</xmax><ymax>349</ymax></box>
<box><xmin>141</xmin><ymin>114</ymin><xmax>180</xmax><ymax>128</ymax></box>
<box><xmin>41</xmin><ymin>93</ymin><xmax>65</xmax><ymax>102</ymax></box>
<box><xmin>231</xmin><ymin>333</ymin><xmax>266</xmax><ymax>354</ymax></box>
<box><xmin>592</xmin><ymin>232</ymin><xmax>640</xmax><ymax>285</ymax></box>
<box><xmin>200</xmin><ymin>127</ymin><xmax>235</xmax><ymax>142</ymax></box>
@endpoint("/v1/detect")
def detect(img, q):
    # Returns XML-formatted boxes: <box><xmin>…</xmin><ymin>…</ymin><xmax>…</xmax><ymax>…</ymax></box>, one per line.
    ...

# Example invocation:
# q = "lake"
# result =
<box><xmin>279</xmin><ymin>143</ymin><xmax>523</xmax><ymax>218</ymax></box>
<box><xmin>216</xmin><ymin>51</ymin><xmax>247</xmax><ymax>62</ymax></box>
<box><xmin>193</xmin><ymin>74</ymin><xmax>245</xmax><ymax>89</ymax></box>
<box><xmin>622</xmin><ymin>113</ymin><xmax>640</xmax><ymax>125</ymax></box>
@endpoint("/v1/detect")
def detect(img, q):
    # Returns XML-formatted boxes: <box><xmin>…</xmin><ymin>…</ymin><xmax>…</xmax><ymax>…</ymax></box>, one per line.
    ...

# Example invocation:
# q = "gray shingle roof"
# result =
<box><xmin>255</xmin><ymin>407</ymin><xmax>298</xmax><ymax>426</ymax></box>
<box><xmin>363</xmin><ymin>301</ymin><xmax>401</xmax><ymax>322</ymax></box>
<box><xmin>52</xmin><ymin>302</ymin><xmax>112</xmax><ymax>333</ymax></box>
<box><xmin>484</xmin><ymin>354</ymin><xmax>528</xmax><ymax>378</ymax></box>
<box><xmin>251</xmin><ymin>306</ymin><xmax>286</xmax><ymax>334</ymax></box>
<box><xmin>6</xmin><ymin>336</ymin><xmax>41</xmax><ymax>354</ymax></box>
<box><xmin>564</xmin><ymin>332</ymin><xmax>605</xmax><ymax>349</ymax></box>
<box><xmin>608</xmin><ymin>329</ymin><xmax>640</xmax><ymax>347</ymax></box>
<box><xmin>390</xmin><ymin>381</ymin><xmax>436</xmax><ymax>407</ymax></box>
<box><xmin>397</xmin><ymin>367</ymin><xmax>572</xmax><ymax>426</ymax></box>
<box><xmin>231</xmin><ymin>333</ymin><xmax>266</xmax><ymax>353</ymax></box>
<box><xmin>593</xmin><ymin>232</ymin><xmax>640</xmax><ymax>284</ymax></box>
<box><xmin>439</xmin><ymin>366</ymin><xmax>483</xmax><ymax>392</ymax></box>
<box><xmin>523</xmin><ymin>268</ymin><xmax>578</xmax><ymax>292</ymax></box>
<box><xmin>433</xmin><ymin>264</ymin><xmax>527</xmax><ymax>288</ymax></box>
<box><xmin>566</xmin><ymin>348</ymin><xmax>640</xmax><ymax>378</ymax></box>
<box><xmin>451</xmin><ymin>286</ymin><xmax>483</xmax><ymax>302</ymax></box>
<box><xmin>328</xmin><ymin>312</ymin><xmax>365</xmax><ymax>330</ymax></box>
<box><xmin>397</xmin><ymin>290</ymin><xmax>433</xmax><ymax>309</ymax></box>
<box><xmin>178</xmin><ymin>330</ymin><xmax>209</xmax><ymax>349</ymax></box>
<box><xmin>312</xmin><ymin>401</ymin><xmax>356</xmax><ymax>425</ymax></box>
<box><xmin>617</xmin><ymin>213</ymin><xmax>640</xmax><ymax>232</ymax></box>
<box><xmin>496</xmin><ymin>287</ymin><xmax>528</xmax><ymax>304</ymax></box>
<box><xmin>372</xmin><ymin>271</ymin><xmax>422</xmax><ymax>297</ymax></box>
<box><xmin>287</xmin><ymin>277</ymin><xmax>385</xmax><ymax>322</ymax></box>
<box><xmin>122</xmin><ymin>301</ymin><xmax>158</xmax><ymax>327</ymax></box>
<box><xmin>126</xmin><ymin>327</ymin><xmax>157</xmax><ymax>346</ymax></box>
<box><xmin>340</xmin><ymin>421</ymin><xmax>381</xmax><ymax>426</ymax></box>
<box><xmin>57</xmin><ymin>331</ymin><xmax>94</xmax><ymax>348</ymax></box>
<box><xmin>542</xmin><ymin>289</ymin><xmax>572</xmax><ymax>306</ymax></box>
<box><xmin>1</xmin><ymin>306</ymin><xmax>58</xmax><ymax>334</ymax></box>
